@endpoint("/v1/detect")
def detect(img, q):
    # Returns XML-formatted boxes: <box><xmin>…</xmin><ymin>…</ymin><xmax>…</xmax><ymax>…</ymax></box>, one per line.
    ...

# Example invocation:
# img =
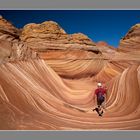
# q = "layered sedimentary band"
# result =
<box><xmin>0</xmin><ymin>16</ymin><xmax>140</xmax><ymax>130</ymax></box>
<box><xmin>0</xmin><ymin>59</ymin><xmax>140</xmax><ymax>130</ymax></box>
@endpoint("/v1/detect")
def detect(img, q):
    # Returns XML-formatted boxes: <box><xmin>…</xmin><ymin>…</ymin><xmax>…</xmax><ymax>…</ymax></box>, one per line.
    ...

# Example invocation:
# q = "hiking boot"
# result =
<box><xmin>98</xmin><ymin>110</ymin><xmax>103</xmax><ymax>117</ymax></box>
<box><xmin>99</xmin><ymin>114</ymin><xmax>102</xmax><ymax>117</ymax></box>
<box><xmin>93</xmin><ymin>108</ymin><xmax>98</xmax><ymax>112</ymax></box>
<box><xmin>101</xmin><ymin>110</ymin><xmax>104</xmax><ymax>115</ymax></box>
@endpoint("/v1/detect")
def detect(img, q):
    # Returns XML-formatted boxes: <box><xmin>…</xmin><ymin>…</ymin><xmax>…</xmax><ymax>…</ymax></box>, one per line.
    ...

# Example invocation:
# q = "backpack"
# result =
<box><xmin>97</xmin><ymin>92</ymin><xmax>105</xmax><ymax>102</ymax></box>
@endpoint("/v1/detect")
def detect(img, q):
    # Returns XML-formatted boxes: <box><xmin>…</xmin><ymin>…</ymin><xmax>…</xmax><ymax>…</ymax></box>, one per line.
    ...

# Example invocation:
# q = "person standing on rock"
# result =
<box><xmin>93</xmin><ymin>82</ymin><xmax>107</xmax><ymax>116</ymax></box>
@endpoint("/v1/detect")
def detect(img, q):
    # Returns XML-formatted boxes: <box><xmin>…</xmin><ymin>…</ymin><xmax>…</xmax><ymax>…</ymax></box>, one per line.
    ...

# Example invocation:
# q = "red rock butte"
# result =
<box><xmin>0</xmin><ymin>16</ymin><xmax>140</xmax><ymax>130</ymax></box>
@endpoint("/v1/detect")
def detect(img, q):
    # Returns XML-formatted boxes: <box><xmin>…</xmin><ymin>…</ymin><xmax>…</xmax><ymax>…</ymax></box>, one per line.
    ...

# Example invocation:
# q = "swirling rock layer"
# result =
<box><xmin>119</xmin><ymin>24</ymin><xmax>140</xmax><ymax>52</ymax></box>
<box><xmin>0</xmin><ymin>17</ymin><xmax>140</xmax><ymax>130</ymax></box>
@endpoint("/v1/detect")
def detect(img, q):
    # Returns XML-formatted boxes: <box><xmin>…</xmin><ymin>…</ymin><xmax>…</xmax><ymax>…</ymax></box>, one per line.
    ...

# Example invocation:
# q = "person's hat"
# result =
<box><xmin>97</xmin><ymin>82</ymin><xmax>102</xmax><ymax>87</ymax></box>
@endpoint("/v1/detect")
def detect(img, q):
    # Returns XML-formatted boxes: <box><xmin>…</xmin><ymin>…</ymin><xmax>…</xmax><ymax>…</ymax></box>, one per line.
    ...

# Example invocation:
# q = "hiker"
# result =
<box><xmin>93</xmin><ymin>82</ymin><xmax>107</xmax><ymax>116</ymax></box>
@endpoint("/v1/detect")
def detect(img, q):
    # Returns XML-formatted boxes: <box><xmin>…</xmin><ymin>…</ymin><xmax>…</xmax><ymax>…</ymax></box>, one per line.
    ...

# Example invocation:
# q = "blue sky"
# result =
<box><xmin>0</xmin><ymin>10</ymin><xmax>140</xmax><ymax>47</ymax></box>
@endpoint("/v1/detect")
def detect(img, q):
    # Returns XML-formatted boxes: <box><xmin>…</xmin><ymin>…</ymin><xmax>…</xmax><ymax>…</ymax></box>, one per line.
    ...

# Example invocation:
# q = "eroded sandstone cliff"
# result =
<box><xmin>0</xmin><ymin>16</ymin><xmax>38</xmax><ymax>64</ymax></box>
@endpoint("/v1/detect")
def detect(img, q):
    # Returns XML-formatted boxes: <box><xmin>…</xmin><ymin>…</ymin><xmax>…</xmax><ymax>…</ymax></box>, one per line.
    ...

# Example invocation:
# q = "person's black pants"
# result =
<box><xmin>97</xmin><ymin>96</ymin><xmax>104</xmax><ymax>106</ymax></box>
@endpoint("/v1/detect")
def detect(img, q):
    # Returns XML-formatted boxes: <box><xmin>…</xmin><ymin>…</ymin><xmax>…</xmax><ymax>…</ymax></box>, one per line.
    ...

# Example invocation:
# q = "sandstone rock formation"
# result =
<box><xmin>0</xmin><ymin>16</ymin><xmax>140</xmax><ymax>130</ymax></box>
<box><xmin>20</xmin><ymin>21</ymin><xmax>100</xmax><ymax>60</ymax></box>
<box><xmin>119</xmin><ymin>24</ymin><xmax>140</xmax><ymax>53</ymax></box>
<box><xmin>19</xmin><ymin>21</ymin><xmax>101</xmax><ymax>78</ymax></box>
<box><xmin>96</xmin><ymin>41</ymin><xmax>116</xmax><ymax>51</ymax></box>
<box><xmin>0</xmin><ymin>16</ymin><xmax>38</xmax><ymax>64</ymax></box>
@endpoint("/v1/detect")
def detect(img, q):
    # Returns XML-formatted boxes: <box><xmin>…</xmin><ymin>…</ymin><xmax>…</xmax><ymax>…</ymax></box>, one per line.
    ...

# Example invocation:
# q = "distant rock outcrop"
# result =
<box><xmin>20</xmin><ymin>21</ymin><xmax>96</xmax><ymax>46</ymax></box>
<box><xmin>96</xmin><ymin>41</ymin><xmax>116</xmax><ymax>51</ymax></box>
<box><xmin>119</xmin><ymin>24</ymin><xmax>140</xmax><ymax>52</ymax></box>
<box><xmin>20</xmin><ymin>21</ymin><xmax>100</xmax><ymax>60</ymax></box>
<box><xmin>95</xmin><ymin>41</ymin><xmax>116</xmax><ymax>60</ymax></box>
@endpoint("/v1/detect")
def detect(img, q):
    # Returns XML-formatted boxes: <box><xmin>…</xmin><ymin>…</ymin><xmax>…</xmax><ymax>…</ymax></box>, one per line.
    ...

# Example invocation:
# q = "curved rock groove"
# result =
<box><xmin>0</xmin><ymin>59</ymin><xmax>140</xmax><ymax>130</ymax></box>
